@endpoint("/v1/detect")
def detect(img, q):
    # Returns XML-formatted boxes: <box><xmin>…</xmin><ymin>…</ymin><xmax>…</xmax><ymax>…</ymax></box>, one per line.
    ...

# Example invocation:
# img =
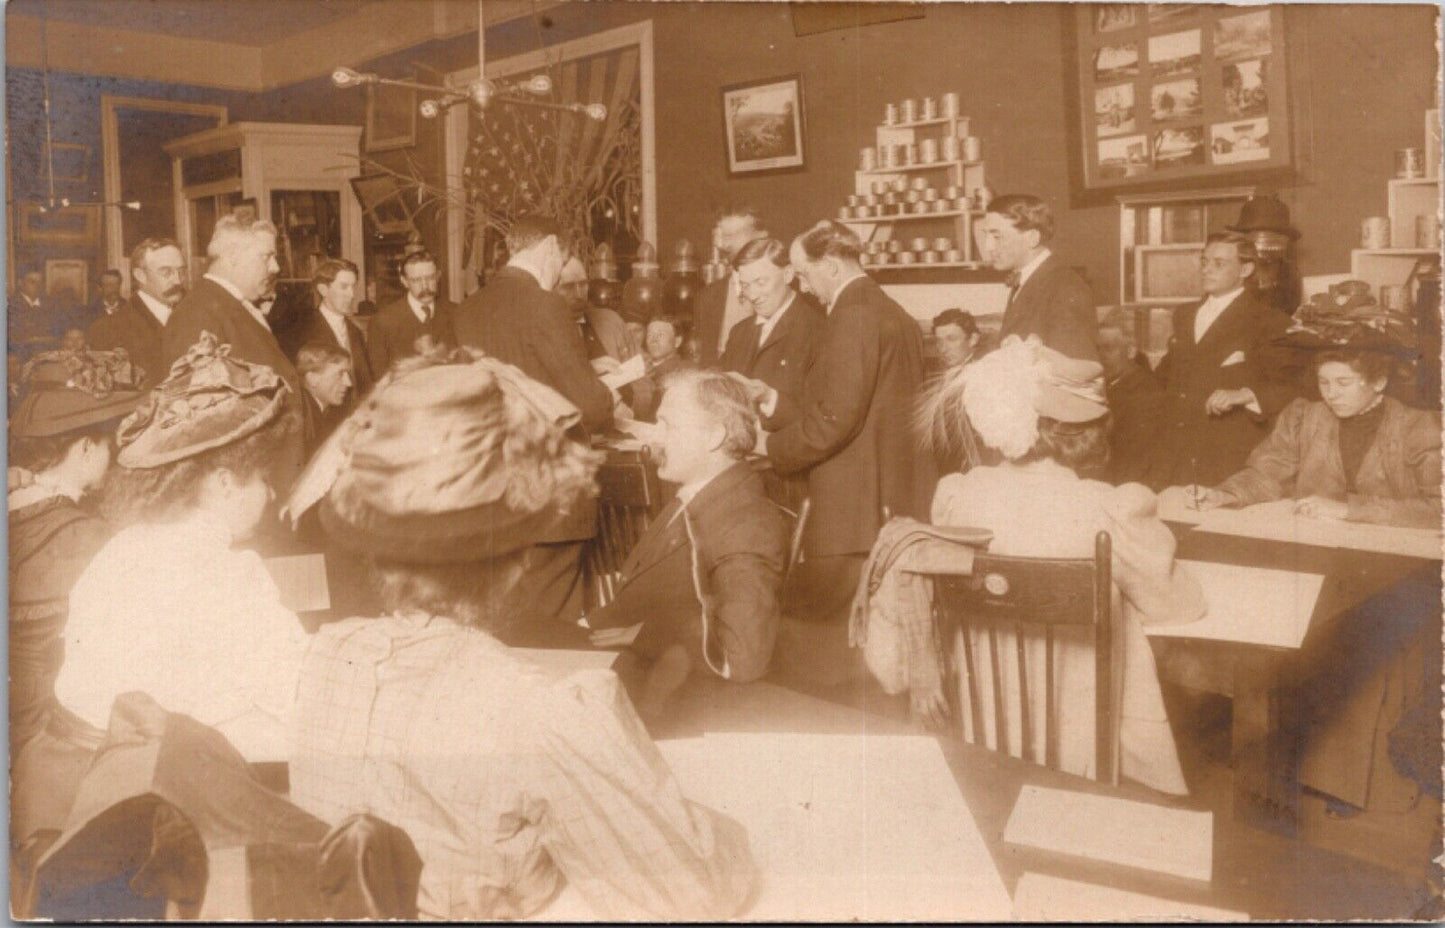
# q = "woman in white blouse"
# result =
<box><xmin>56</xmin><ymin>333</ymin><xmax>308</xmax><ymax>761</ymax></box>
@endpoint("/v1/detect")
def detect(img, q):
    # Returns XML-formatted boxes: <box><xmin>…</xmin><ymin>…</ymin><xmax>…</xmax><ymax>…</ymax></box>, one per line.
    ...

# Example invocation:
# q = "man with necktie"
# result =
<box><xmin>982</xmin><ymin>193</ymin><xmax>1099</xmax><ymax>362</ymax></box>
<box><xmin>87</xmin><ymin>238</ymin><xmax>186</xmax><ymax>387</ymax></box>
<box><xmin>692</xmin><ymin>206</ymin><xmax>768</xmax><ymax>365</ymax></box>
<box><xmin>1145</xmin><ymin>231</ymin><xmax>1302</xmax><ymax>489</ymax></box>
<box><xmin>365</xmin><ymin>251</ymin><xmax>456</xmax><ymax>379</ymax></box>
<box><xmin>290</xmin><ymin>257</ymin><xmax>375</xmax><ymax>403</ymax></box>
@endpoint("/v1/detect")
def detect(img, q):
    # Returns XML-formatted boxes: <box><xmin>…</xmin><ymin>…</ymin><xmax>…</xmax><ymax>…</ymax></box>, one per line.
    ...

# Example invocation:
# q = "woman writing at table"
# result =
<box><xmin>1180</xmin><ymin>335</ymin><xmax>1441</xmax><ymax>528</ymax></box>
<box><xmin>927</xmin><ymin>336</ymin><xmax>1205</xmax><ymax>795</ymax></box>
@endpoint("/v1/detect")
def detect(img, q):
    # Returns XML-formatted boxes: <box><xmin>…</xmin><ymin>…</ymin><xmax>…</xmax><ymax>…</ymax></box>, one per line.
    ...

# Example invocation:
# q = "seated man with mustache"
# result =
<box><xmin>587</xmin><ymin>369</ymin><xmax>790</xmax><ymax>716</ymax></box>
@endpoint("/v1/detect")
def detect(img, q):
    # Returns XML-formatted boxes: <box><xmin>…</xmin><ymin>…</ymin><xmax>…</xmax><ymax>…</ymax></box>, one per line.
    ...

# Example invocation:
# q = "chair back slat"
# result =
<box><xmin>929</xmin><ymin>531</ymin><xmax>1115</xmax><ymax>783</ymax></box>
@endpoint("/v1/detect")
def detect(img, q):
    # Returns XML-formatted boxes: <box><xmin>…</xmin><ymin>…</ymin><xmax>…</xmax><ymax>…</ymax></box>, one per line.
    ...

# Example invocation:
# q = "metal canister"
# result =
<box><xmin>934</xmin><ymin>237</ymin><xmax>953</xmax><ymax>251</ymax></box>
<box><xmin>1397</xmin><ymin>147</ymin><xmax>1426</xmax><ymax>179</ymax></box>
<box><xmin>904</xmin><ymin>143</ymin><xmax>920</xmax><ymax>165</ymax></box>
<box><xmin>962</xmin><ymin>136</ymin><xmax>982</xmax><ymax>162</ymax></box>
<box><xmin>1380</xmin><ymin>284</ymin><xmax>1411</xmax><ymax>312</ymax></box>
<box><xmin>943</xmin><ymin>248</ymin><xmax>964</xmax><ymax>263</ymax></box>
<box><xmin>891</xmin><ymin>177</ymin><xmax>908</xmax><ymax>194</ymax></box>
<box><xmin>974</xmin><ymin>185</ymin><xmax>995</xmax><ymax>210</ymax></box>
<box><xmin>884</xmin><ymin>102</ymin><xmax>899</xmax><ymax>125</ymax></box>
<box><xmin>943</xmin><ymin>185</ymin><xmax>962</xmax><ymax>199</ymax></box>
<box><xmin>1418</xmin><ymin>213</ymin><xmax>1442</xmax><ymax>250</ymax></box>
<box><xmin>920</xmin><ymin>138</ymin><xmax>939</xmax><ymax>164</ymax></box>
<box><xmin>922</xmin><ymin>188</ymin><xmax>939</xmax><ymax>201</ymax></box>
<box><xmin>910</xmin><ymin>177</ymin><xmax>929</xmax><ymax>191</ymax></box>
<box><xmin>942</xmin><ymin>136</ymin><xmax>961</xmax><ymax>162</ymax></box>
<box><xmin>859</xmin><ymin>147</ymin><xmax>877</xmax><ymax>171</ymax></box>
<box><xmin>863</xmin><ymin>194</ymin><xmax>880</xmax><ymax>207</ymax></box>
<box><xmin>921</xmin><ymin>96</ymin><xmax>939</xmax><ymax>121</ymax></box>
<box><xmin>879</xmin><ymin>146</ymin><xmax>896</xmax><ymax>170</ymax></box>
<box><xmin>905</xmin><ymin>191</ymin><xmax>922</xmax><ymax>206</ymax></box>
<box><xmin>953</xmin><ymin>196</ymin><xmax>972</xmax><ymax>212</ymax></box>
<box><xmin>845</xmin><ymin>194</ymin><xmax>861</xmax><ymax>207</ymax></box>
<box><xmin>941</xmin><ymin>92</ymin><xmax>960</xmax><ymax>117</ymax></box>
<box><xmin>838</xmin><ymin>206</ymin><xmax>852</xmax><ymax>219</ymax></box>
<box><xmin>1361</xmin><ymin>216</ymin><xmax>1391</xmax><ymax>249</ymax></box>
<box><xmin>921</xmin><ymin>250</ymin><xmax>940</xmax><ymax>264</ymax></box>
<box><xmin>901</xmin><ymin>98</ymin><xmax>918</xmax><ymax>123</ymax></box>
<box><xmin>910</xmin><ymin>236</ymin><xmax>929</xmax><ymax>251</ymax></box>
<box><xmin>912</xmin><ymin>201</ymin><xmax>930</xmax><ymax>214</ymax></box>
<box><xmin>886</xmin><ymin>240</ymin><xmax>903</xmax><ymax>253</ymax></box>
<box><xmin>871</xmin><ymin>181</ymin><xmax>888</xmax><ymax>196</ymax></box>
<box><xmin>931</xmin><ymin>199</ymin><xmax>949</xmax><ymax>213</ymax></box>
<box><xmin>898</xmin><ymin>251</ymin><xmax>916</xmax><ymax>265</ymax></box>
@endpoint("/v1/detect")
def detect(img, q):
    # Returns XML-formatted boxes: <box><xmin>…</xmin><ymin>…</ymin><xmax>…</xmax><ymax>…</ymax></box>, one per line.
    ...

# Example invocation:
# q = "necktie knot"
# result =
<box><xmin>1006</xmin><ymin>271</ymin><xmax>1022</xmax><ymax>290</ymax></box>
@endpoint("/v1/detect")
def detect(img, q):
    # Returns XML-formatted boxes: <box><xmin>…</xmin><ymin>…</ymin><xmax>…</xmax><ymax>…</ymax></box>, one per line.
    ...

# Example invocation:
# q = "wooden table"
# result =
<box><xmin>1165</xmin><ymin>523</ymin><xmax>1442</xmax><ymax>838</ymax></box>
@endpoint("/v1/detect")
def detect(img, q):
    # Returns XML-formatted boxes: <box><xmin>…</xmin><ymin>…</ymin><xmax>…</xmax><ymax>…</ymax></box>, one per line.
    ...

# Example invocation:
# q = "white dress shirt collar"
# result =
<box><xmin>1016</xmin><ymin>248</ymin><xmax>1052</xmax><ymax>289</ymax></box>
<box><xmin>136</xmin><ymin>290</ymin><xmax>173</xmax><ymax>326</ymax></box>
<box><xmin>319</xmin><ymin>305</ymin><xmax>351</xmax><ymax>351</ymax></box>
<box><xmin>1194</xmin><ymin>286</ymin><xmax>1244</xmax><ymax>342</ymax></box>
<box><xmin>407</xmin><ymin>292</ymin><xmax>435</xmax><ymax>324</ymax></box>
<box><xmin>205</xmin><ymin>273</ymin><xmax>270</xmax><ymax>330</ymax></box>
<box><xmin>755</xmin><ymin>292</ymin><xmax>795</xmax><ymax>346</ymax></box>
<box><xmin>827</xmin><ymin>272</ymin><xmax>869</xmax><ymax>313</ymax></box>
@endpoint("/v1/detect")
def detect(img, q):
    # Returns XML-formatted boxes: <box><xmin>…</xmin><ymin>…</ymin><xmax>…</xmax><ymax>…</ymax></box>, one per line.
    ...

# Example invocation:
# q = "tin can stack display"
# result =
<box><xmin>834</xmin><ymin>91</ymin><xmax>990</xmax><ymax>271</ymax></box>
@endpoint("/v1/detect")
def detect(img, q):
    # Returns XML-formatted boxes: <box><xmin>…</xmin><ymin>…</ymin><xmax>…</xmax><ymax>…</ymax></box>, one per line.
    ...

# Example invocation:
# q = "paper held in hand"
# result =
<box><xmin>599</xmin><ymin>352</ymin><xmax>647</xmax><ymax>390</ymax></box>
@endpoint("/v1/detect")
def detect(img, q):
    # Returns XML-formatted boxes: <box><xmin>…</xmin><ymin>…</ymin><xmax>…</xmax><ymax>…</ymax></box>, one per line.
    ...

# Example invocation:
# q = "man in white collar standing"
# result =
<box><xmin>693</xmin><ymin>206</ymin><xmax>768</xmax><ymax>365</ymax></box>
<box><xmin>291</xmin><ymin>257</ymin><xmax>375</xmax><ymax>403</ymax></box>
<box><xmin>365</xmin><ymin>250</ymin><xmax>457</xmax><ymax>379</ymax></box>
<box><xmin>453</xmin><ymin>213</ymin><xmax>615</xmax><ymax>630</ymax></box>
<box><xmin>87</xmin><ymin>237</ymin><xmax>186</xmax><ymax>387</ymax></box>
<box><xmin>1144</xmin><ymin>231</ymin><xmax>1301</xmax><ymax>489</ymax></box>
<box><xmin>983</xmin><ymin>193</ymin><xmax>1099</xmax><ymax>362</ymax></box>
<box><xmin>745</xmin><ymin>220</ymin><xmax>931</xmax><ymax>629</ymax></box>
<box><xmin>162</xmin><ymin>213</ymin><xmax>311</xmax><ymax>484</ymax></box>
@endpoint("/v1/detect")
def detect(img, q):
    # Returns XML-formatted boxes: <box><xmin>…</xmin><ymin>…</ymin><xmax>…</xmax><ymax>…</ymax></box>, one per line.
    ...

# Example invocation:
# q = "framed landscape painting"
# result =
<box><xmin>721</xmin><ymin>74</ymin><xmax>806</xmax><ymax>176</ymax></box>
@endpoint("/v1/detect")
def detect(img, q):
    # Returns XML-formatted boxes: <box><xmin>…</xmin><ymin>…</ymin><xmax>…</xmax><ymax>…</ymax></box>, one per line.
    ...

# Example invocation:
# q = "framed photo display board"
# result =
<box><xmin>1074</xmin><ymin>5</ymin><xmax>1290</xmax><ymax>192</ymax></box>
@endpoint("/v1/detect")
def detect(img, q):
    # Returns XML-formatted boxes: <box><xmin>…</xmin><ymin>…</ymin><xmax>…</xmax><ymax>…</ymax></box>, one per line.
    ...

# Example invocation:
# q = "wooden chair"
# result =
<box><xmin>585</xmin><ymin>448</ymin><xmax>668</xmax><ymax>607</ymax></box>
<box><xmin>784</xmin><ymin>496</ymin><xmax>811</xmax><ymax>583</ymax></box>
<box><xmin>928</xmin><ymin>531</ymin><xmax>1118</xmax><ymax>785</ymax></box>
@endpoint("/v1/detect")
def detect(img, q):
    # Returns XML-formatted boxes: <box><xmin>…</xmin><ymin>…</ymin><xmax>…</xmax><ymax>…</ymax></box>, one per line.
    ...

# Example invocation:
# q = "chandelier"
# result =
<box><xmin>330</xmin><ymin>67</ymin><xmax>606</xmax><ymax>123</ymax></box>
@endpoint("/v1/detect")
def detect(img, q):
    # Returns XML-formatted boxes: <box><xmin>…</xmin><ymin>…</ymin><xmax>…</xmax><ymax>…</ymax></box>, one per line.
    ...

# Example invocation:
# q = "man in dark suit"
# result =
<box><xmin>161</xmin><ymin>214</ymin><xmax>311</xmax><ymax>482</ymax></box>
<box><xmin>87</xmin><ymin>238</ymin><xmax>185</xmax><ymax>387</ymax></box>
<box><xmin>79</xmin><ymin>268</ymin><xmax>125</xmax><ymax>330</ymax></box>
<box><xmin>1098</xmin><ymin>322</ymin><xmax>1165</xmax><ymax>485</ymax></box>
<box><xmin>692</xmin><ymin>206</ymin><xmax>767</xmax><ymax>366</ymax></box>
<box><xmin>746</xmin><ymin>221</ymin><xmax>931</xmax><ymax>626</ymax></box>
<box><xmin>9</xmin><ymin>265</ymin><xmax>53</xmax><ymax>358</ymax></box>
<box><xmin>983</xmin><ymin>193</ymin><xmax>1099</xmax><ymax>362</ymax></box>
<box><xmin>453</xmin><ymin>214</ymin><xmax>615</xmax><ymax>625</ymax></box>
<box><xmin>296</xmin><ymin>343</ymin><xmax>353</xmax><ymax>452</ymax></box>
<box><xmin>587</xmin><ymin>370</ymin><xmax>789</xmax><ymax>716</ymax></box>
<box><xmin>364</xmin><ymin>251</ymin><xmax>456</xmax><ymax>379</ymax></box>
<box><xmin>289</xmin><ymin>257</ymin><xmax>375</xmax><ymax>402</ymax></box>
<box><xmin>1145</xmin><ymin>232</ymin><xmax>1302</xmax><ymax>490</ymax></box>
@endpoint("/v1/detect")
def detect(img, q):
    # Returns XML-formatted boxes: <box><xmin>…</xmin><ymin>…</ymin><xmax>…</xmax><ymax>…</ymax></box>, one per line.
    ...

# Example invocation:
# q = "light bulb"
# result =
<box><xmin>524</xmin><ymin>74</ymin><xmax>552</xmax><ymax>95</ymax></box>
<box><xmin>584</xmin><ymin>103</ymin><xmax>607</xmax><ymax>122</ymax></box>
<box><xmin>420</xmin><ymin>99</ymin><xmax>442</xmax><ymax>119</ymax></box>
<box><xmin>468</xmin><ymin>78</ymin><xmax>496</xmax><ymax>109</ymax></box>
<box><xmin>123</xmin><ymin>201</ymin><xmax>141</xmax><ymax>210</ymax></box>
<box><xmin>332</xmin><ymin>67</ymin><xmax>365</xmax><ymax>87</ymax></box>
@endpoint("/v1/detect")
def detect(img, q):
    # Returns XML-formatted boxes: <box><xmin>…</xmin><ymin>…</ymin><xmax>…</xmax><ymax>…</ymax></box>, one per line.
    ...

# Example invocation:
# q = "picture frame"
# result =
<box><xmin>45</xmin><ymin>258</ymin><xmax>89</xmax><ymax>307</ymax></box>
<box><xmin>721</xmin><ymin>74</ymin><xmax>806</xmax><ymax>176</ymax></box>
<box><xmin>1065</xmin><ymin>4</ymin><xmax>1293</xmax><ymax>199</ymax></box>
<box><xmin>350</xmin><ymin>173</ymin><xmax>417</xmax><ymax>236</ymax></box>
<box><xmin>365</xmin><ymin>72</ymin><xmax>418</xmax><ymax>152</ymax></box>
<box><xmin>48</xmin><ymin>142</ymin><xmax>92</xmax><ymax>185</ymax></box>
<box><xmin>16</xmin><ymin>202</ymin><xmax>101</xmax><ymax>245</ymax></box>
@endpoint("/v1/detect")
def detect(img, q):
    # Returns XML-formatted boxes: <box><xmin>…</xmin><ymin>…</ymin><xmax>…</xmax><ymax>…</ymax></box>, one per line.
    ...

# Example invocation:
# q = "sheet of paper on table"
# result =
<box><xmin>512</xmin><ymin>648</ymin><xmax>618</xmax><ymax>678</ymax></box>
<box><xmin>656</xmin><ymin>732</ymin><xmax>1012</xmax><ymax>921</ymax></box>
<box><xmin>1144</xmin><ymin>560</ymin><xmax>1324</xmax><ymax>650</ymax></box>
<box><xmin>1012</xmin><ymin>872</ymin><xmax>1248</xmax><ymax>921</ymax></box>
<box><xmin>1155</xmin><ymin>485</ymin><xmax>1209</xmax><ymax>526</ymax></box>
<box><xmin>262</xmin><ymin>553</ymin><xmax>331</xmax><ymax>613</ymax></box>
<box><xmin>1004</xmin><ymin>784</ymin><xmax>1213</xmax><ymax>882</ymax></box>
<box><xmin>1195</xmin><ymin>499</ymin><xmax>1443</xmax><ymax>560</ymax></box>
<box><xmin>599</xmin><ymin>352</ymin><xmax>647</xmax><ymax>390</ymax></box>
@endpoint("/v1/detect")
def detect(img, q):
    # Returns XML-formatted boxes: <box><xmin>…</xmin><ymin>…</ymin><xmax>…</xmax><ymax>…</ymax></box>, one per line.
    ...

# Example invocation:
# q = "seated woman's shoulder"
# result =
<box><xmin>1102</xmin><ymin>481</ymin><xmax>1161</xmax><ymax>521</ymax></box>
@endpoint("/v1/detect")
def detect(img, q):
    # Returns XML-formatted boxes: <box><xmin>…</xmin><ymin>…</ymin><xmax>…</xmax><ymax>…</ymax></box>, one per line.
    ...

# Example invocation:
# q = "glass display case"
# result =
<box><xmin>164</xmin><ymin>123</ymin><xmax>363</xmax><ymax>287</ymax></box>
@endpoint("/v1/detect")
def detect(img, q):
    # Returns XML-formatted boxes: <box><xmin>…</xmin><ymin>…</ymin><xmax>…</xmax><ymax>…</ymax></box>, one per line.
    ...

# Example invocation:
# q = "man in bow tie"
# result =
<box><xmin>1145</xmin><ymin>232</ymin><xmax>1302</xmax><ymax>489</ymax></box>
<box><xmin>983</xmin><ymin>193</ymin><xmax>1099</xmax><ymax>362</ymax></box>
<box><xmin>162</xmin><ymin>214</ymin><xmax>311</xmax><ymax>484</ymax></box>
<box><xmin>365</xmin><ymin>250</ymin><xmax>456</xmax><ymax>379</ymax></box>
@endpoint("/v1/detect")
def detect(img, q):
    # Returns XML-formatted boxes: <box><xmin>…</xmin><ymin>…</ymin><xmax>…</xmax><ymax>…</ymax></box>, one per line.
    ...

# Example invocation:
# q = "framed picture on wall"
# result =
<box><xmin>1067</xmin><ymin>5</ymin><xmax>1292</xmax><ymax>196</ymax></box>
<box><xmin>16</xmin><ymin>202</ymin><xmax>101</xmax><ymax>245</ymax></box>
<box><xmin>48</xmin><ymin>142</ymin><xmax>92</xmax><ymax>185</ymax></box>
<box><xmin>45</xmin><ymin>258</ymin><xmax>89</xmax><ymax>307</ymax></box>
<box><xmin>721</xmin><ymin>74</ymin><xmax>807</xmax><ymax>176</ymax></box>
<box><xmin>365</xmin><ymin>72</ymin><xmax>418</xmax><ymax>152</ymax></box>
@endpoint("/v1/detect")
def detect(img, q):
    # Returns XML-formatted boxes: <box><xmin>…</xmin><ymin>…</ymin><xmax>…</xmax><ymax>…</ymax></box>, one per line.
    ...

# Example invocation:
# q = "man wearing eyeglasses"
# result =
<box><xmin>365</xmin><ymin>251</ymin><xmax>457</xmax><ymax>378</ymax></box>
<box><xmin>1143</xmin><ymin>231</ymin><xmax>1302</xmax><ymax>490</ymax></box>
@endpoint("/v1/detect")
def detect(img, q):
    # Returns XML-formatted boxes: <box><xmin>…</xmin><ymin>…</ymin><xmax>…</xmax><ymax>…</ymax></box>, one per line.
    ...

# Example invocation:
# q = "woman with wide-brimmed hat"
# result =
<box><xmin>284</xmin><ymin>343</ymin><xmax>756</xmax><ymax>920</ymax></box>
<box><xmin>924</xmin><ymin>336</ymin><xmax>1205</xmax><ymax>795</ymax></box>
<box><xmin>8</xmin><ymin>347</ymin><xmax>144</xmax><ymax>858</ymax></box>
<box><xmin>55</xmin><ymin>332</ymin><xmax>308</xmax><ymax>762</ymax></box>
